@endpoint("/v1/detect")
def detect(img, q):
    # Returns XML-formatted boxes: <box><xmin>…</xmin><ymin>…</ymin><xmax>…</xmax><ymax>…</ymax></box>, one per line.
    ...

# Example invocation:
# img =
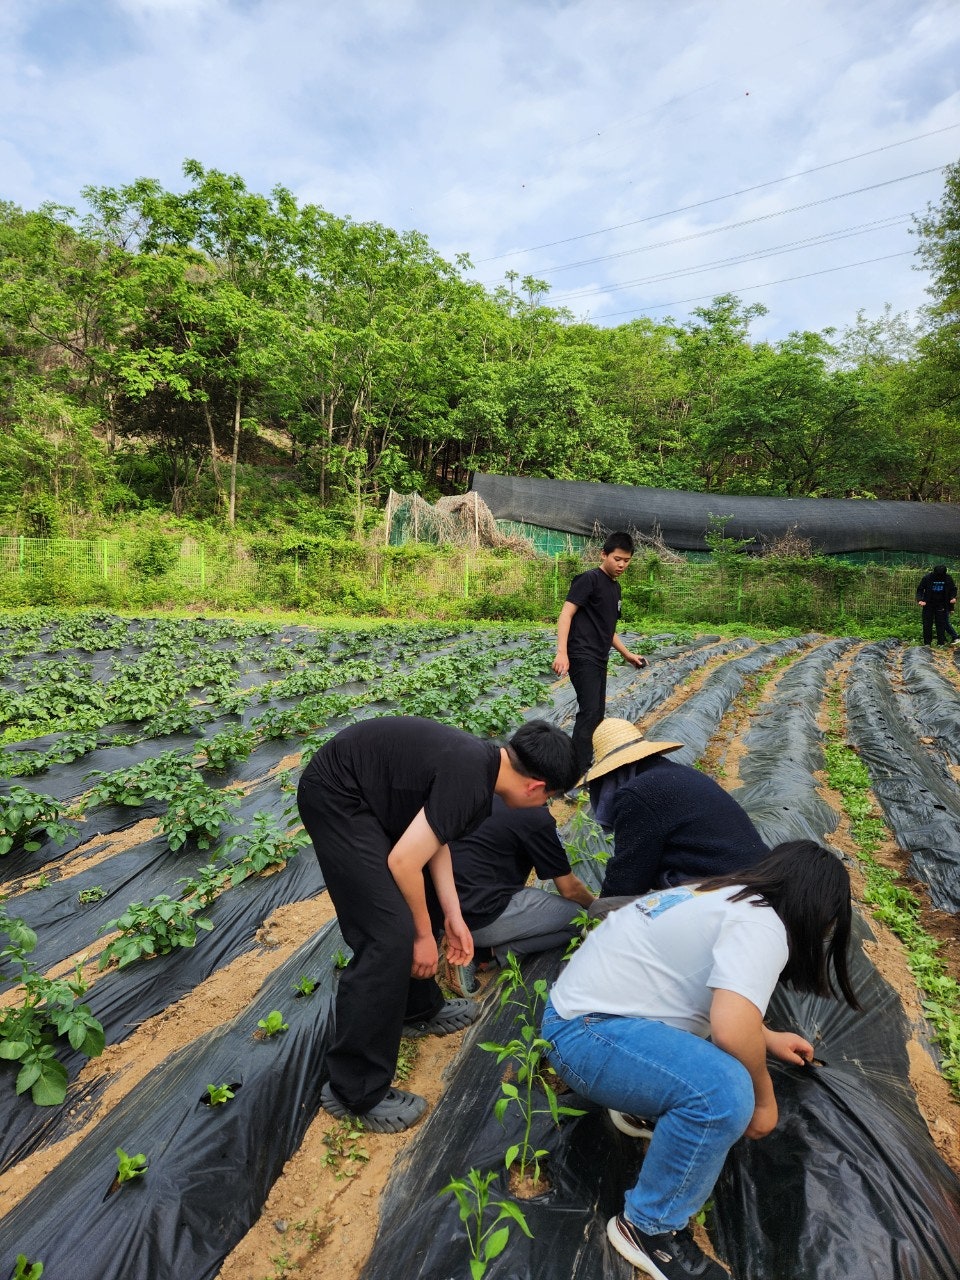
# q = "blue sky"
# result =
<box><xmin>2</xmin><ymin>0</ymin><xmax>959</xmax><ymax>342</ymax></box>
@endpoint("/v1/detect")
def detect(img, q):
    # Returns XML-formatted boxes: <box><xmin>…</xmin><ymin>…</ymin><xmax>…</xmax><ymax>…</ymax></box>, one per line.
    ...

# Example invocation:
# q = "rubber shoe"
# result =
<box><xmin>402</xmin><ymin>996</ymin><xmax>480</xmax><ymax>1038</ymax></box>
<box><xmin>608</xmin><ymin>1108</ymin><xmax>656</xmax><ymax>1139</ymax></box>
<box><xmin>446</xmin><ymin>959</ymin><xmax>479</xmax><ymax>998</ymax></box>
<box><xmin>606</xmin><ymin>1216</ymin><xmax>729</xmax><ymax>1279</ymax></box>
<box><xmin>320</xmin><ymin>1081</ymin><xmax>427</xmax><ymax>1133</ymax></box>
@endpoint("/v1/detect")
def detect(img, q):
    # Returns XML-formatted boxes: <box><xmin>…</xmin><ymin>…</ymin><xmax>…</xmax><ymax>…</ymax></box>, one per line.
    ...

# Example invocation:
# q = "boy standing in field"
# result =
<box><xmin>297</xmin><ymin>715</ymin><xmax>578</xmax><ymax>1133</ymax></box>
<box><xmin>553</xmin><ymin>532</ymin><xmax>648</xmax><ymax>778</ymax></box>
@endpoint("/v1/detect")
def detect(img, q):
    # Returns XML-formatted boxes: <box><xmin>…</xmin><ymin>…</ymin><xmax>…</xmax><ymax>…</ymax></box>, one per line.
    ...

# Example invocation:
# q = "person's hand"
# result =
<box><xmin>411</xmin><ymin>934</ymin><xmax>439</xmax><ymax>979</ymax></box>
<box><xmin>552</xmin><ymin>652</ymin><xmax>569</xmax><ymax>676</ymax></box>
<box><xmin>744</xmin><ymin>1096</ymin><xmax>779</xmax><ymax>1139</ymax></box>
<box><xmin>442</xmin><ymin>916</ymin><xmax>474</xmax><ymax>967</ymax></box>
<box><xmin>765</xmin><ymin>1030</ymin><xmax>814</xmax><ymax>1065</ymax></box>
<box><xmin>625</xmin><ymin>652</ymin><xmax>648</xmax><ymax>669</ymax></box>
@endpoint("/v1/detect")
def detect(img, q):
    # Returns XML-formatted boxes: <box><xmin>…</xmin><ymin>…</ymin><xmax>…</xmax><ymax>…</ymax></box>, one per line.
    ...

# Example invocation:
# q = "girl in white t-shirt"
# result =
<box><xmin>541</xmin><ymin>841</ymin><xmax>859</xmax><ymax>1280</ymax></box>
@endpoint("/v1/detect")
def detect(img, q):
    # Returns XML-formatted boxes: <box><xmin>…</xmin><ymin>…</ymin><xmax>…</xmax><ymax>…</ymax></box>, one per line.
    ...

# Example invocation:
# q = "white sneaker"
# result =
<box><xmin>609</xmin><ymin>1108</ymin><xmax>656</xmax><ymax>1139</ymax></box>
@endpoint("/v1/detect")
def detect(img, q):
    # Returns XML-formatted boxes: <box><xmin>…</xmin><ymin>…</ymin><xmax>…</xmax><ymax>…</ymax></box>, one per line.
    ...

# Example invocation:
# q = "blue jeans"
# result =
<box><xmin>541</xmin><ymin>999</ymin><xmax>754</xmax><ymax>1234</ymax></box>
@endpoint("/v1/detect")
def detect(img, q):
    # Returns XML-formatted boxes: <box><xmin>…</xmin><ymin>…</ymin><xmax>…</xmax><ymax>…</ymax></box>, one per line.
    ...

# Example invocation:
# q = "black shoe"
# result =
<box><xmin>606</xmin><ymin>1215</ymin><xmax>729</xmax><ymax>1279</ymax></box>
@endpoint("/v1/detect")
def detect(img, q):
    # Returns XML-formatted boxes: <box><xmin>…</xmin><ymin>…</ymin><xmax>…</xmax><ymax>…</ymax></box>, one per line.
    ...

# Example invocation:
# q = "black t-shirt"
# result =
<box><xmin>450</xmin><ymin>796</ymin><xmax>572</xmax><ymax>928</ymax></box>
<box><xmin>566</xmin><ymin>567</ymin><xmax>621</xmax><ymax>663</ymax></box>
<box><xmin>917</xmin><ymin>572</ymin><xmax>957</xmax><ymax>607</ymax></box>
<box><xmin>302</xmin><ymin>717</ymin><xmax>501</xmax><ymax>845</ymax></box>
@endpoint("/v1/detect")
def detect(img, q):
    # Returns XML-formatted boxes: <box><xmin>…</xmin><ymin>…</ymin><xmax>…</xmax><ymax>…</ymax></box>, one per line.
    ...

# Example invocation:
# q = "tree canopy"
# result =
<box><xmin>2</xmin><ymin>157</ymin><xmax>959</xmax><ymax>534</ymax></box>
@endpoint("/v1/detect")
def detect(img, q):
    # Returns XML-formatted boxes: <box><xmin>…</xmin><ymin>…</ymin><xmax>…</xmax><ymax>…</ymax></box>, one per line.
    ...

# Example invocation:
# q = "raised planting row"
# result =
<box><xmin>0</xmin><ymin>619</ymin><xmax>958</xmax><ymax>1280</ymax></box>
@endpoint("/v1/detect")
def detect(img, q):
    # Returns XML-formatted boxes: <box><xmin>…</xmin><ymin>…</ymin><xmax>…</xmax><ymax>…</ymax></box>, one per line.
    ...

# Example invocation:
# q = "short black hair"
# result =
<box><xmin>698</xmin><ymin>841</ymin><xmax>860</xmax><ymax>1009</ymax></box>
<box><xmin>507</xmin><ymin>720</ymin><xmax>579</xmax><ymax>793</ymax></box>
<box><xmin>602</xmin><ymin>532</ymin><xmax>634</xmax><ymax>556</ymax></box>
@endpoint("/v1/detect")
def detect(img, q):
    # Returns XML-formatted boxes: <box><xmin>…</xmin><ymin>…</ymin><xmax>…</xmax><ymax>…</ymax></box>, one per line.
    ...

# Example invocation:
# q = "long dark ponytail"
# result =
<box><xmin>697</xmin><ymin>841</ymin><xmax>860</xmax><ymax>1009</ymax></box>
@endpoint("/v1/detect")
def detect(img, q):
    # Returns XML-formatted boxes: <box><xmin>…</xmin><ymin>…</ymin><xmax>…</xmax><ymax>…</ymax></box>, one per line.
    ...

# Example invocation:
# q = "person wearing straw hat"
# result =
<box><xmin>586</xmin><ymin>718</ymin><xmax>769</xmax><ymax>902</ymax></box>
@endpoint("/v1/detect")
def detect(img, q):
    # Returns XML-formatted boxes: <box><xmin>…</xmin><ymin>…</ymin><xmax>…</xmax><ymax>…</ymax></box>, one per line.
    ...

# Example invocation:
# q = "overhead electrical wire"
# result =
<box><xmin>474</xmin><ymin>121</ymin><xmax>960</xmax><ymax>264</ymax></box>
<box><xmin>548</xmin><ymin>213</ymin><xmax>914</xmax><ymax>302</ymax></box>
<box><xmin>480</xmin><ymin>166</ymin><xmax>944</xmax><ymax>285</ymax></box>
<box><xmin>591</xmin><ymin>250</ymin><xmax>914</xmax><ymax>322</ymax></box>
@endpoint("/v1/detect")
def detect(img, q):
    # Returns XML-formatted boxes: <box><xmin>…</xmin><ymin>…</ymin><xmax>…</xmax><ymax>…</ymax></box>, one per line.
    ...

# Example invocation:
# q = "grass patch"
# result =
<box><xmin>824</xmin><ymin>682</ymin><xmax>960</xmax><ymax>1097</ymax></box>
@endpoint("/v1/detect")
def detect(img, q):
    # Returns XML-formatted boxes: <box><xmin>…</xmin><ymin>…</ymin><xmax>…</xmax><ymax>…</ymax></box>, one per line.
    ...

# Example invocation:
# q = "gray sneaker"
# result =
<box><xmin>320</xmin><ymin>1081</ymin><xmax>427</xmax><ymax>1133</ymax></box>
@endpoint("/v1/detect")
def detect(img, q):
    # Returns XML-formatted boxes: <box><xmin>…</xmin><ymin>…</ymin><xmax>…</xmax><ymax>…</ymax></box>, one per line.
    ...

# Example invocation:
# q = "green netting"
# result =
<box><xmin>0</xmin><ymin>535</ymin><xmax>936</xmax><ymax>631</ymax></box>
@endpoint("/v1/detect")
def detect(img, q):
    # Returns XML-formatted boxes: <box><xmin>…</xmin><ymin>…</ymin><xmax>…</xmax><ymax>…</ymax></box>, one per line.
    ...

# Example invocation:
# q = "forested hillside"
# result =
<box><xmin>2</xmin><ymin>157</ymin><xmax>959</xmax><ymax>538</ymax></box>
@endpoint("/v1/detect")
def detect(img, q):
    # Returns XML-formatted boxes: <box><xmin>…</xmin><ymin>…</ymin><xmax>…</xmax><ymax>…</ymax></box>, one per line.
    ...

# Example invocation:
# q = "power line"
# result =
<box><xmin>590</xmin><ymin>250</ymin><xmax>915</xmax><ymax>322</ymax></box>
<box><xmin>482</xmin><ymin>166</ymin><xmax>942</xmax><ymax>283</ymax></box>
<box><xmin>474</xmin><ymin>121</ymin><xmax>960</xmax><ymax>264</ymax></box>
<box><xmin>549</xmin><ymin>214</ymin><xmax>913</xmax><ymax>303</ymax></box>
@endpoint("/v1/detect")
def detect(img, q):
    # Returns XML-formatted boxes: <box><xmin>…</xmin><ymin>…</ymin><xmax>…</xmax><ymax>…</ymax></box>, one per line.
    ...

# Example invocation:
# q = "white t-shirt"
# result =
<box><xmin>549</xmin><ymin>885</ymin><xmax>789</xmax><ymax>1037</ymax></box>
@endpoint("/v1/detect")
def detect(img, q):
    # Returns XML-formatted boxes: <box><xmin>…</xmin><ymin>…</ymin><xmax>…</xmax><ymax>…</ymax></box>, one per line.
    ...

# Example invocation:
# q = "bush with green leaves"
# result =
<box><xmin>201</xmin><ymin>724</ymin><xmax>259</xmax><ymax>770</ymax></box>
<box><xmin>0</xmin><ymin>914</ymin><xmax>105</xmax><ymax>1106</ymax></box>
<box><xmin>83</xmin><ymin>751</ymin><xmax>195</xmax><ymax>809</ymax></box>
<box><xmin>99</xmin><ymin>896</ymin><xmax>213</xmax><ymax>969</ymax></box>
<box><xmin>156</xmin><ymin>776</ymin><xmax>241</xmax><ymax>851</ymax></box>
<box><xmin>0</xmin><ymin>786</ymin><xmax>78</xmax><ymax>857</ymax></box>
<box><xmin>222</xmin><ymin>812</ymin><xmax>309</xmax><ymax>882</ymax></box>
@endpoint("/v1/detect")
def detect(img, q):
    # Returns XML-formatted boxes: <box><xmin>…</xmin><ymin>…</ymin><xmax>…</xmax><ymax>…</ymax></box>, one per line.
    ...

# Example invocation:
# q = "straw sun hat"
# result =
<box><xmin>584</xmin><ymin>718</ymin><xmax>683</xmax><ymax>783</ymax></box>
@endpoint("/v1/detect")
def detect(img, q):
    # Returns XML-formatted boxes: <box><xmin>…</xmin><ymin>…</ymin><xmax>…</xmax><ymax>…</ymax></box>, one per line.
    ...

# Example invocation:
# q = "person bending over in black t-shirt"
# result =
<box><xmin>443</xmin><ymin>796</ymin><xmax>595</xmax><ymax>996</ymax></box>
<box><xmin>553</xmin><ymin>532</ymin><xmax>648</xmax><ymax>779</ymax></box>
<box><xmin>297</xmin><ymin>716</ymin><xmax>578</xmax><ymax>1133</ymax></box>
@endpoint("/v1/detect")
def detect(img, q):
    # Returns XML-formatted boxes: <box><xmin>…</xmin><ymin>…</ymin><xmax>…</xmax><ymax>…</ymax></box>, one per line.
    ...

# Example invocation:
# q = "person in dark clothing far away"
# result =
<box><xmin>585</xmin><ymin>718</ymin><xmax>769</xmax><ymax>908</ymax></box>
<box><xmin>296</xmin><ymin>716</ymin><xmax>578</xmax><ymax>1133</ymax></box>
<box><xmin>443</xmin><ymin>796</ymin><xmax>595</xmax><ymax>996</ymax></box>
<box><xmin>916</xmin><ymin>564</ymin><xmax>958</xmax><ymax>646</ymax></box>
<box><xmin>553</xmin><ymin>532</ymin><xmax>648</xmax><ymax>779</ymax></box>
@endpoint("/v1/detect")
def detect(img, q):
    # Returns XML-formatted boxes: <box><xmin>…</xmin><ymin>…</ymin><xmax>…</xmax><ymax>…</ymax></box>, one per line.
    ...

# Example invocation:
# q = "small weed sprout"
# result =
<box><xmin>205</xmin><ymin>1083</ymin><xmax>235</xmax><ymax>1106</ymax></box>
<box><xmin>394</xmin><ymin>1036</ymin><xmax>419</xmax><ymax>1083</ymax></box>
<box><xmin>439</xmin><ymin>1168</ymin><xmax>532</xmax><ymax>1278</ymax></box>
<box><xmin>115</xmin><ymin>1147</ymin><xmax>147</xmax><ymax>1184</ymax></box>
<box><xmin>322</xmin><ymin>1117</ymin><xmax>369</xmax><ymax>1179</ymax></box>
<box><xmin>480</xmin><ymin>954</ymin><xmax>584</xmax><ymax>1186</ymax></box>
<box><xmin>256</xmin><ymin>1010</ymin><xmax>289</xmax><ymax>1037</ymax></box>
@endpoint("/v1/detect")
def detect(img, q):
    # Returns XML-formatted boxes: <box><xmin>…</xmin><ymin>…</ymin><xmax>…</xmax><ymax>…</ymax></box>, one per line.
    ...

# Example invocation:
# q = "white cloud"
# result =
<box><xmin>0</xmin><ymin>0</ymin><xmax>957</xmax><ymax>336</ymax></box>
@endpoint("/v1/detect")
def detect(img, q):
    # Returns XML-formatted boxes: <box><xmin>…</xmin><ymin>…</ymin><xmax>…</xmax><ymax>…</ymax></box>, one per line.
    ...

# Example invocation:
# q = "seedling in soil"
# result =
<box><xmin>204</xmin><ymin>1082</ymin><xmax>236</xmax><ymax>1106</ymax></box>
<box><xmin>332</xmin><ymin>949</ymin><xmax>350</xmax><ymax>971</ymax></box>
<box><xmin>255</xmin><ymin>1010</ymin><xmax>289</xmax><ymax>1038</ymax></box>
<box><xmin>98</xmin><ymin>896</ymin><xmax>213</xmax><ymax>969</ymax></box>
<box><xmin>77</xmin><ymin>885</ymin><xmax>106</xmax><ymax>905</ymax></box>
<box><xmin>322</xmin><ymin>1117</ymin><xmax>369</xmax><ymax>1179</ymax></box>
<box><xmin>30</xmin><ymin>873</ymin><xmax>51</xmax><ymax>891</ymax></box>
<box><xmin>10</xmin><ymin>1255</ymin><xmax>43</xmax><ymax>1280</ymax></box>
<box><xmin>292</xmin><ymin>975</ymin><xmax>317</xmax><ymax>997</ymax></box>
<box><xmin>439</xmin><ymin>1167</ymin><xmax>533</xmax><ymax>1278</ymax></box>
<box><xmin>115</xmin><ymin>1147</ymin><xmax>147</xmax><ymax>1184</ymax></box>
<box><xmin>481</xmin><ymin>954</ymin><xmax>585</xmax><ymax>1190</ymax></box>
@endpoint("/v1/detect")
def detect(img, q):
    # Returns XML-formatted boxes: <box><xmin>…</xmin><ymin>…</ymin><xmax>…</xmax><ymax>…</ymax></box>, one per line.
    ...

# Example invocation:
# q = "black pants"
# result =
<box><xmin>569</xmin><ymin>656</ymin><xmax>608</xmax><ymax>778</ymax></box>
<box><xmin>297</xmin><ymin>776</ymin><xmax>444</xmax><ymax>1113</ymax></box>
<box><xmin>921</xmin><ymin>605</ymin><xmax>949</xmax><ymax>646</ymax></box>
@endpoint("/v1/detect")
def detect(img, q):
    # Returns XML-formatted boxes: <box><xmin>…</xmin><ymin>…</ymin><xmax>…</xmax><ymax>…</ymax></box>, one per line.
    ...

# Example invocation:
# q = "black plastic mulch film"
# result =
<box><xmin>0</xmin><ymin>621</ymin><xmax>959</xmax><ymax>1279</ymax></box>
<box><xmin>361</xmin><ymin>636</ymin><xmax>960</xmax><ymax>1280</ymax></box>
